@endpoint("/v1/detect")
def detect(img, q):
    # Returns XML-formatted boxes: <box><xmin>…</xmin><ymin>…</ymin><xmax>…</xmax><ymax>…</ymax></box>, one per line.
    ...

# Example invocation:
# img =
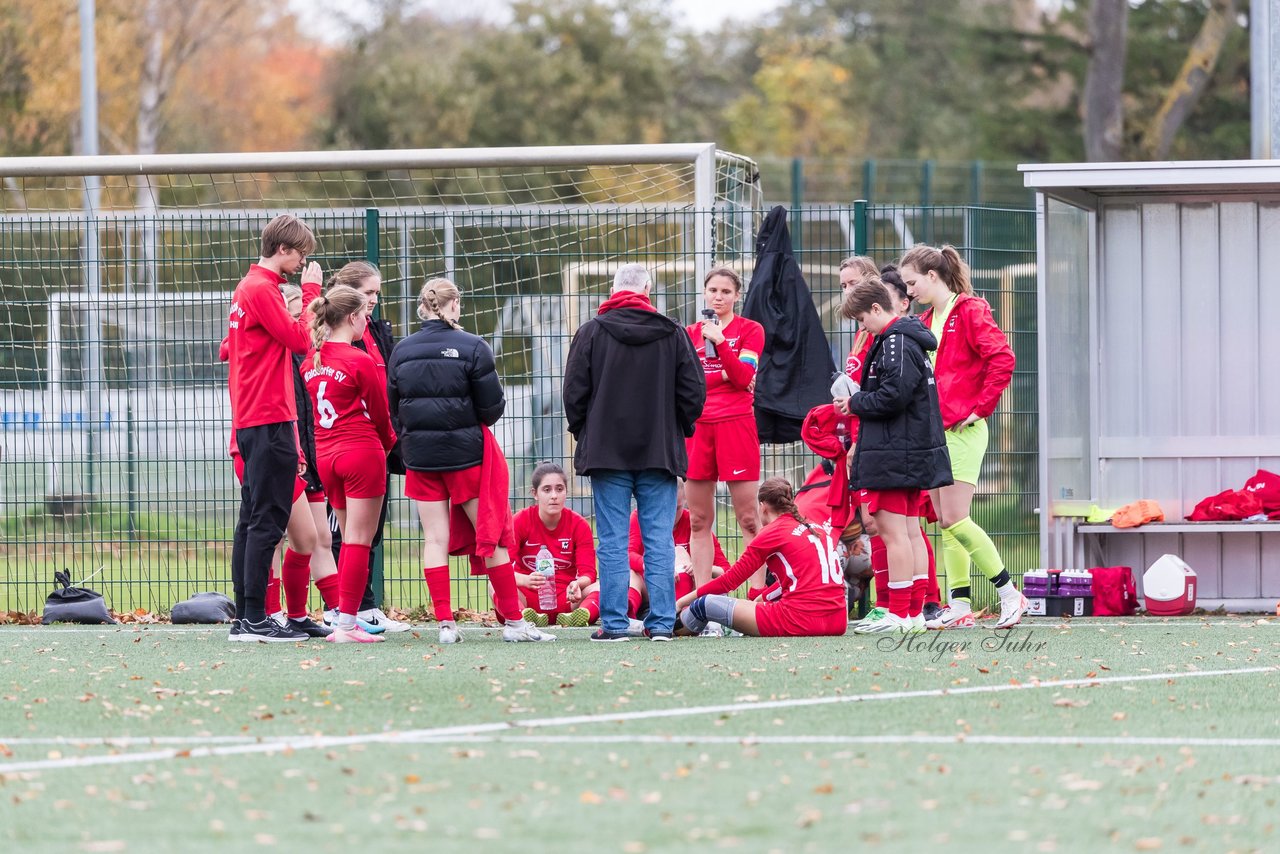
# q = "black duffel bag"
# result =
<box><xmin>41</xmin><ymin>569</ymin><xmax>116</xmax><ymax>625</ymax></box>
<box><xmin>170</xmin><ymin>592</ymin><xmax>235</xmax><ymax>624</ymax></box>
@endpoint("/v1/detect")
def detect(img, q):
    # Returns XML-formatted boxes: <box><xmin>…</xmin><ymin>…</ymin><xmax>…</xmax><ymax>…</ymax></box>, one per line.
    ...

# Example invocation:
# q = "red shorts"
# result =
<box><xmin>918</xmin><ymin>492</ymin><xmax>937</xmax><ymax>523</ymax></box>
<box><xmin>754</xmin><ymin>603</ymin><xmax>848</xmax><ymax>637</ymax></box>
<box><xmin>317</xmin><ymin>448</ymin><xmax>388</xmax><ymax>510</ymax></box>
<box><xmin>306</xmin><ymin>488</ymin><xmax>327</xmax><ymax>504</ymax></box>
<box><xmin>675</xmin><ymin>573</ymin><xmax>695</xmax><ymax>600</ymax></box>
<box><xmin>233</xmin><ymin>454</ymin><xmax>306</xmax><ymax>503</ymax></box>
<box><xmin>860</xmin><ymin>488</ymin><xmax>922</xmax><ymax>517</ymax></box>
<box><xmin>405</xmin><ymin>465</ymin><xmax>482</xmax><ymax>504</ymax></box>
<box><xmin>686</xmin><ymin>416</ymin><xmax>760</xmax><ymax>482</ymax></box>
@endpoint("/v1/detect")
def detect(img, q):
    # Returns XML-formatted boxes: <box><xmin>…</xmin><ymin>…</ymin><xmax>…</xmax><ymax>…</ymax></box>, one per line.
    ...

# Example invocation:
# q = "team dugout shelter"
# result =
<box><xmin>1023</xmin><ymin>160</ymin><xmax>1280</xmax><ymax>613</ymax></box>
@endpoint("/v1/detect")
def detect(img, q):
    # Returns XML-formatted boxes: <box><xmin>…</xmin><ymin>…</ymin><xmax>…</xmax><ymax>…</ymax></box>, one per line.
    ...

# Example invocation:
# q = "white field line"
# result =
<box><xmin>0</xmin><ymin>664</ymin><xmax>1273</xmax><ymax>775</ymax></box>
<box><xmin>423</xmin><ymin>733</ymin><xmax>1280</xmax><ymax>749</ymax></box>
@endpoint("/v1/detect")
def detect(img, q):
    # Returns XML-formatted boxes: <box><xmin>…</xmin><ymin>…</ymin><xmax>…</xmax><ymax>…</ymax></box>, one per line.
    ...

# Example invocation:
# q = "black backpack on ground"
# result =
<box><xmin>170</xmin><ymin>592</ymin><xmax>235</xmax><ymax>624</ymax></box>
<box><xmin>41</xmin><ymin>569</ymin><xmax>116</xmax><ymax>625</ymax></box>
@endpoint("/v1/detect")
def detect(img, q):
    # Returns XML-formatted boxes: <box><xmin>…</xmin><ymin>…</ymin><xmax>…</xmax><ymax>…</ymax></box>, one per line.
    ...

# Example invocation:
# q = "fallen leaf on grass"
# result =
<box><xmin>1112</xmin><ymin>712</ymin><xmax>1127</xmax><ymax>721</ymax></box>
<box><xmin>1053</xmin><ymin>698</ymin><xmax>1089</xmax><ymax>708</ymax></box>
<box><xmin>1134</xmin><ymin>838</ymin><xmax>1162</xmax><ymax>850</ymax></box>
<box><xmin>813</xmin><ymin>783</ymin><xmax>833</xmax><ymax>794</ymax></box>
<box><xmin>796</xmin><ymin>808</ymin><xmax>822</xmax><ymax>828</ymax></box>
<box><xmin>579</xmin><ymin>791</ymin><xmax>603</xmax><ymax>804</ymax></box>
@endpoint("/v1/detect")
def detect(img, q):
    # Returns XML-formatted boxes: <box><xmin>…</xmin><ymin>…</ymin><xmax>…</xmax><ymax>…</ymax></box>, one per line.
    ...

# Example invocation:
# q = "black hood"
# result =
<box><xmin>594</xmin><ymin>308</ymin><xmax>680</xmax><ymax>345</ymax></box>
<box><xmin>887</xmin><ymin>316</ymin><xmax>937</xmax><ymax>352</ymax></box>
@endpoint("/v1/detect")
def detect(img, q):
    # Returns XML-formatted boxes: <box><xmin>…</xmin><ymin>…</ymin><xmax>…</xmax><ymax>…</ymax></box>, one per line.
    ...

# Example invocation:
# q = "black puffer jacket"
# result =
<box><xmin>388</xmin><ymin>319</ymin><xmax>505</xmax><ymax>472</ymax></box>
<box><xmin>848</xmin><ymin>316</ymin><xmax>953</xmax><ymax>492</ymax></box>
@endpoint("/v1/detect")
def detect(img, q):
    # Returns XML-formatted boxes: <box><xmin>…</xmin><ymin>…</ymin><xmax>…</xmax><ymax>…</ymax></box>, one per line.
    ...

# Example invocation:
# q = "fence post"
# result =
<box><xmin>861</xmin><ymin>159</ymin><xmax>876</xmax><ymax>203</ymax></box>
<box><xmin>921</xmin><ymin>160</ymin><xmax>935</xmax><ymax>244</ymax></box>
<box><xmin>853</xmin><ymin>199</ymin><xmax>868</xmax><ymax>255</ymax></box>
<box><xmin>790</xmin><ymin>157</ymin><xmax>804</xmax><ymax>253</ymax></box>
<box><xmin>364</xmin><ymin>207</ymin><xmax>385</xmax><ymax>608</ymax></box>
<box><xmin>970</xmin><ymin>160</ymin><xmax>984</xmax><ymax>206</ymax></box>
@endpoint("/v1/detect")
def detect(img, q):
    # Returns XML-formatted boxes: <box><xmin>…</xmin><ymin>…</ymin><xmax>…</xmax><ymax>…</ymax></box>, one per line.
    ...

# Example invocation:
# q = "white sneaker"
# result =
<box><xmin>502</xmin><ymin>620</ymin><xmax>557</xmax><ymax>643</ymax></box>
<box><xmin>626</xmin><ymin>618</ymin><xmax>647</xmax><ymax>638</ymax></box>
<box><xmin>438</xmin><ymin>621</ymin><xmax>462</xmax><ymax>644</ymax></box>
<box><xmin>358</xmin><ymin>607</ymin><xmax>412</xmax><ymax>633</ymax></box>
<box><xmin>699</xmin><ymin>621</ymin><xmax>724</xmax><ymax>638</ymax></box>
<box><xmin>925</xmin><ymin>601</ymin><xmax>975</xmax><ymax>630</ymax></box>
<box><xmin>852</xmin><ymin>613</ymin><xmax>912</xmax><ymax>634</ymax></box>
<box><xmin>323</xmin><ymin>608</ymin><xmax>385</xmax><ymax>634</ymax></box>
<box><xmin>994</xmin><ymin>592</ymin><xmax>1029</xmax><ymax>630</ymax></box>
<box><xmin>910</xmin><ymin>614</ymin><xmax>927</xmax><ymax>633</ymax></box>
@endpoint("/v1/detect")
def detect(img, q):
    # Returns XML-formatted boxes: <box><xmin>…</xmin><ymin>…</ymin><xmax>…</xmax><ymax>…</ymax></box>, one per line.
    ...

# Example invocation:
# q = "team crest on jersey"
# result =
<box><xmin>560</xmin><ymin>538</ymin><xmax>572</xmax><ymax>551</ymax></box>
<box><xmin>441</xmin><ymin>348</ymin><xmax>459</xmax><ymax>358</ymax></box>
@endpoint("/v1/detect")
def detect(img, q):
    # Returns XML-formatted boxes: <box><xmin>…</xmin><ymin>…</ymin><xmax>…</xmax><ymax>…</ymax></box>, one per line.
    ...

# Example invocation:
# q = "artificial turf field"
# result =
<box><xmin>1</xmin><ymin>618</ymin><xmax>1277</xmax><ymax>853</ymax></box>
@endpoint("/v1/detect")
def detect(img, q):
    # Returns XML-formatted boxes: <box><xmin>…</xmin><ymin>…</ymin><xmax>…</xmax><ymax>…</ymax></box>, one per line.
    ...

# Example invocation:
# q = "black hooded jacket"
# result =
<box><xmin>848</xmin><ymin>316</ymin><xmax>953</xmax><ymax>492</ymax></box>
<box><xmin>562</xmin><ymin>297</ymin><xmax>705</xmax><ymax>478</ymax></box>
<box><xmin>387</xmin><ymin>319</ymin><xmax>505</xmax><ymax>472</ymax></box>
<box><xmin>742</xmin><ymin>205</ymin><xmax>838</xmax><ymax>444</ymax></box>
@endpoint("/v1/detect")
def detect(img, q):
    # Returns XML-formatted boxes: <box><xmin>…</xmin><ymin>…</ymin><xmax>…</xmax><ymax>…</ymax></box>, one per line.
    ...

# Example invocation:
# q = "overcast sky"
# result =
<box><xmin>290</xmin><ymin>0</ymin><xmax>784</xmax><ymax>42</ymax></box>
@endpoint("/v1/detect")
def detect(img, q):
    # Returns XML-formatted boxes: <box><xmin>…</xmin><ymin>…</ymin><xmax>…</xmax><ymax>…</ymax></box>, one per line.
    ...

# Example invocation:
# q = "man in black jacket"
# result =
<box><xmin>563</xmin><ymin>263</ymin><xmax>705</xmax><ymax>641</ymax></box>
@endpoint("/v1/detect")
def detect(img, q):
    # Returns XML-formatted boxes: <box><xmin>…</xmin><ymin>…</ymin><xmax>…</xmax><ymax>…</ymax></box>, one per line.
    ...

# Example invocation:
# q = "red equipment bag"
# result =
<box><xmin>1088</xmin><ymin>566</ymin><xmax>1138</xmax><ymax>616</ymax></box>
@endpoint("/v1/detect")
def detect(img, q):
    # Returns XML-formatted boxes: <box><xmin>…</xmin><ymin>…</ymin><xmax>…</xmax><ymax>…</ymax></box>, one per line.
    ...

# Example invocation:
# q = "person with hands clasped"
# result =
<box><xmin>684</xmin><ymin>266</ymin><xmax>766</xmax><ymax>635</ymax></box>
<box><xmin>900</xmin><ymin>243</ymin><xmax>1025</xmax><ymax>630</ymax></box>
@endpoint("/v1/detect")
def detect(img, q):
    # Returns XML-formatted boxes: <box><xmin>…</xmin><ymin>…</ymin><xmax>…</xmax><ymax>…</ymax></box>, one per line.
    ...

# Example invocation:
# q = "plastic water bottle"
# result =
<box><xmin>536</xmin><ymin>545</ymin><xmax>557</xmax><ymax>611</ymax></box>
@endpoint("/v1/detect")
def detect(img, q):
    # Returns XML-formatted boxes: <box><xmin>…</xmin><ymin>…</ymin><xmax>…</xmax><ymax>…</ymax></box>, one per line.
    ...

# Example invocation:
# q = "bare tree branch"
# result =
<box><xmin>1140</xmin><ymin>0</ymin><xmax>1239</xmax><ymax>159</ymax></box>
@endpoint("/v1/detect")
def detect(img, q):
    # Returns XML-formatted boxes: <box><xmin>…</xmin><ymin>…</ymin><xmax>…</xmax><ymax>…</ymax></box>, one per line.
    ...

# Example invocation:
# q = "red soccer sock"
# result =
<box><xmin>423</xmin><ymin>565</ymin><xmax>453</xmax><ymax>622</ymax></box>
<box><xmin>265</xmin><ymin>573</ymin><xmax>282</xmax><ymax>616</ymax></box>
<box><xmin>888</xmin><ymin>580</ymin><xmax>912</xmax><ymax>619</ymax></box>
<box><xmin>920</xmin><ymin>526</ymin><xmax>940</xmax><ymax>602</ymax></box>
<box><xmin>582</xmin><ymin>590</ymin><xmax>601</xmax><ymax>623</ymax></box>
<box><xmin>909</xmin><ymin>576</ymin><xmax>927</xmax><ymax>618</ymax></box>
<box><xmin>314</xmin><ymin>573</ymin><xmax>339</xmax><ymax>612</ymax></box>
<box><xmin>486</xmin><ymin>561</ymin><xmax>521</xmax><ymax>623</ymax></box>
<box><xmin>871</xmin><ymin>536</ymin><xmax>889</xmax><ymax>605</ymax></box>
<box><xmin>282</xmin><ymin>549</ymin><xmax>312</xmax><ymax>618</ymax></box>
<box><xmin>337</xmin><ymin>544</ymin><xmax>371</xmax><ymax>617</ymax></box>
<box><xmin>627</xmin><ymin>586</ymin><xmax>643</xmax><ymax>619</ymax></box>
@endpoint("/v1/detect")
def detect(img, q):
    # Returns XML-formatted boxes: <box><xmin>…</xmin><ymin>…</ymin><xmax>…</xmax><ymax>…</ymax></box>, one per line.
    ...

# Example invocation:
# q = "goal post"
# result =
<box><xmin>0</xmin><ymin>143</ymin><xmax>762</xmax><ymax>612</ymax></box>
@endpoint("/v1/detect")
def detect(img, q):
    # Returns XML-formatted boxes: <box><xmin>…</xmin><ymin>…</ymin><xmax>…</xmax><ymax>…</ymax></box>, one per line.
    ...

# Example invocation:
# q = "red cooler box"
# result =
<box><xmin>1142</xmin><ymin>554</ymin><xmax>1197</xmax><ymax>616</ymax></box>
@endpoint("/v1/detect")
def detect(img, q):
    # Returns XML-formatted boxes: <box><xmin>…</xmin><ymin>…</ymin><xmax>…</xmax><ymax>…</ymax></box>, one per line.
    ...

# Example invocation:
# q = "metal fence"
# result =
<box><xmin>0</xmin><ymin>203</ymin><xmax>1035</xmax><ymax>615</ymax></box>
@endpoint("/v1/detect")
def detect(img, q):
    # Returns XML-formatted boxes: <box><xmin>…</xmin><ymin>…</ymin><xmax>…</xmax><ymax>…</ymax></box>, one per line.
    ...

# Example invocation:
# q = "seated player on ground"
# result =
<box><xmin>629</xmin><ymin>479</ymin><xmax>731</xmax><ymax>636</ymax></box>
<box><xmin>506</xmin><ymin>462</ymin><xmax>601</xmax><ymax>627</ymax></box>
<box><xmin>676</xmin><ymin>477</ymin><xmax>848</xmax><ymax>638</ymax></box>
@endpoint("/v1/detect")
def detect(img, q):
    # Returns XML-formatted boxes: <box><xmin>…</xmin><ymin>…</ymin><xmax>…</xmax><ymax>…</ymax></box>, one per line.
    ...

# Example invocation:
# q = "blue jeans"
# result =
<box><xmin>591</xmin><ymin>469</ymin><xmax>678</xmax><ymax>635</ymax></box>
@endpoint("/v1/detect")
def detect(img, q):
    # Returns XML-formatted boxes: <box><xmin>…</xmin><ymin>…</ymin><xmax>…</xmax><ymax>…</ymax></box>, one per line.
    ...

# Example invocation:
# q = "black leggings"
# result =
<box><xmin>232</xmin><ymin>422</ymin><xmax>297</xmax><ymax>621</ymax></box>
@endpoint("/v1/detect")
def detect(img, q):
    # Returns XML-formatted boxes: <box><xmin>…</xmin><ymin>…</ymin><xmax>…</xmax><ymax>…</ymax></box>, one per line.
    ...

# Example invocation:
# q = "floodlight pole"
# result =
<box><xmin>1253</xmin><ymin>0</ymin><xmax>1280</xmax><ymax>158</ymax></box>
<box><xmin>80</xmin><ymin>0</ymin><xmax>103</xmax><ymax>498</ymax></box>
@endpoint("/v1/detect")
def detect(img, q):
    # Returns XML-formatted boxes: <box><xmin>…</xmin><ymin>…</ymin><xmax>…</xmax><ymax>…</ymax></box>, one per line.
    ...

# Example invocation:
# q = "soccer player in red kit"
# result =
<box><xmin>301</xmin><ymin>286</ymin><xmax>397</xmax><ymax>643</ymax></box>
<box><xmin>509</xmin><ymin>462</ymin><xmax>601</xmax><ymax>627</ymax></box>
<box><xmin>685</xmin><ymin>266</ymin><xmax>765</xmax><ymax>633</ymax></box>
<box><xmin>226</xmin><ymin>214</ymin><xmax>322</xmax><ymax>643</ymax></box>
<box><xmin>677</xmin><ymin>477</ymin><xmax>847</xmax><ymax>638</ymax></box>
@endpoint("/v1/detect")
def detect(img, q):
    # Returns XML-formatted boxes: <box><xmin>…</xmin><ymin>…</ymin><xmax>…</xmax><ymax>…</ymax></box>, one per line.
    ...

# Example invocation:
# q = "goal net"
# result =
<box><xmin>0</xmin><ymin>144</ymin><xmax>761</xmax><ymax>612</ymax></box>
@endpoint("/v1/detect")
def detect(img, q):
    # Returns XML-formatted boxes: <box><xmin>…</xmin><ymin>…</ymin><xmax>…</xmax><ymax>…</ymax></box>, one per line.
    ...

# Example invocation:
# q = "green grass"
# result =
<box><xmin>2</xmin><ymin>617</ymin><xmax>1278</xmax><ymax>852</ymax></box>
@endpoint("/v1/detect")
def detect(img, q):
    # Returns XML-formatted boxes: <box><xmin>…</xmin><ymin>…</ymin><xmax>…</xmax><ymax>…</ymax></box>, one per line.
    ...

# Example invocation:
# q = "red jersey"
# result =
<box><xmin>918</xmin><ymin>294</ymin><xmax>1015</xmax><ymax>430</ymax></box>
<box><xmin>844</xmin><ymin>330</ymin><xmax>874</xmax><ymax>382</ymax></box>
<box><xmin>686</xmin><ymin>315</ymin><xmax>764</xmax><ymax>422</ymax></box>
<box><xmin>697</xmin><ymin>514</ymin><xmax>846</xmax><ymax>619</ymax></box>
<box><xmin>301</xmin><ymin>342</ymin><xmax>397</xmax><ymax>457</ymax></box>
<box><xmin>362</xmin><ymin>325</ymin><xmax>387</xmax><ymax>390</ymax></box>
<box><xmin>512</xmin><ymin>506</ymin><xmax>597</xmax><ymax>590</ymax></box>
<box><xmin>226</xmin><ymin>265</ymin><xmax>319</xmax><ymax>429</ymax></box>
<box><xmin>628</xmin><ymin>508</ymin><xmax>730</xmax><ymax>573</ymax></box>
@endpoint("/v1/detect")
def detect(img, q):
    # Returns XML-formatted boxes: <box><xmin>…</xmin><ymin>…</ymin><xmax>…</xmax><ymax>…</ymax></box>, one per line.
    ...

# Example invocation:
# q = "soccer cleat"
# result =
<box><xmin>288</xmin><ymin>616</ymin><xmax>334</xmax><ymax>638</ymax></box>
<box><xmin>555</xmin><ymin>607</ymin><xmax>592</xmax><ymax>628</ymax></box>
<box><xmin>699</xmin><ymin>621</ymin><xmax>724</xmax><ymax>638</ymax></box>
<box><xmin>925</xmin><ymin>602</ymin><xmax>975</xmax><ymax>630</ymax></box>
<box><xmin>849</xmin><ymin>606</ymin><xmax>888</xmax><ymax>627</ymax></box>
<box><xmin>922</xmin><ymin>601</ymin><xmax>943</xmax><ymax>623</ymax></box>
<box><xmin>909</xmin><ymin>614</ymin><xmax>927</xmax><ymax>633</ymax></box>
<box><xmin>852</xmin><ymin>613</ymin><xmax>912</xmax><ymax>634</ymax></box>
<box><xmin>358</xmin><ymin>608</ymin><xmax>412</xmax><ymax>633</ymax></box>
<box><xmin>238</xmin><ymin>617</ymin><xmax>309</xmax><ymax>643</ymax></box>
<box><xmin>522</xmin><ymin>607</ymin><xmax>550</xmax><ymax>627</ymax></box>
<box><xmin>324</xmin><ymin>608</ymin><xmax>385</xmax><ymax>634</ymax></box>
<box><xmin>226</xmin><ymin>619</ymin><xmax>243</xmax><ymax>642</ymax></box>
<box><xmin>502</xmin><ymin>620</ymin><xmax>557</xmax><ymax>643</ymax></box>
<box><xmin>994</xmin><ymin>592</ymin><xmax>1030</xmax><ymax>630</ymax></box>
<box><xmin>327</xmin><ymin>624</ymin><xmax>384</xmax><ymax>644</ymax></box>
<box><xmin>645</xmin><ymin>629</ymin><xmax>675</xmax><ymax>642</ymax></box>
<box><xmin>590</xmin><ymin>628</ymin><xmax>630</xmax><ymax>642</ymax></box>
<box><xmin>438</xmin><ymin>621</ymin><xmax>462</xmax><ymax>645</ymax></box>
<box><xmin>626</xmin><ymin>618</ymin><xmax>647</xmax><ymax>637</ymax></box>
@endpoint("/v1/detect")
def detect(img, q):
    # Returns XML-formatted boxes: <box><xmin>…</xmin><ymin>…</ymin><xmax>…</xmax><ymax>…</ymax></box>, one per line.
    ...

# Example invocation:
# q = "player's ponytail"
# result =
<box><xmin>757</xmin><ymin>476</ymin><xmax>810</xmax><ymax>527</ymax></box>
<box><xmin>417</xmin><ymin>277</ymin><xmax>463</xmax><ymax>330</ymax></box>
<box><xmin>307</xmin><ymin>286</ymin><xmax>366</xmax><ymax>370</ymax></box>
<box><xmin>900</xmin><ymin>243</ymin><xmax>973</xmax><ymax>296</ymax></box>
